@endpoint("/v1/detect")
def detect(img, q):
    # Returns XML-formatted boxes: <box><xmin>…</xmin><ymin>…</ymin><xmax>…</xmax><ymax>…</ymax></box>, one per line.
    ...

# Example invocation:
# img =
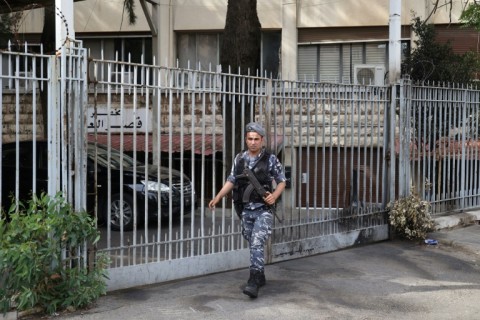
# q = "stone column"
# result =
<box><xmin>281</xmin><ymin>0</ymin><xmax>298</xmax><ymax>80</ymax></box>
<box><xmin>152</xmin><ymin>0</ymin><xmax>174</xmax><ymax>67</ymax></box>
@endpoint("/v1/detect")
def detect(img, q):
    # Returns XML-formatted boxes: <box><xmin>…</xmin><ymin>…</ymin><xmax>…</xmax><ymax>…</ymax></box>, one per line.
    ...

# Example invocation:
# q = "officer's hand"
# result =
<box><xmin>208</xmin><ymin>199</ymin><xmax>217</xmax><ymax>210</ymax></box>
<box><xmin>263</xmin><ymin>192</ymin><xmax>276</xmax><ymax>205</ymax></box>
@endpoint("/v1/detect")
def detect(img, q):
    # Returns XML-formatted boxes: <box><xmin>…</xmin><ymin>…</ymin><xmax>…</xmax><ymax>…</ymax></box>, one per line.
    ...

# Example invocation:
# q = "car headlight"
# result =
<box><xmin>141</xmin><ymin>180</ymin><xmax>170</xmax><ymax>192</ymax></box>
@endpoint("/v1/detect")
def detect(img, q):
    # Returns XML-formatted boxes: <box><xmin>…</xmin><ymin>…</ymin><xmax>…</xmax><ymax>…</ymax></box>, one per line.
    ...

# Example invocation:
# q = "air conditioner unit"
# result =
<box><xmin>354</xmin><ymin>64</ymin><xmax>385</xmax><ymax>86</ymax></box>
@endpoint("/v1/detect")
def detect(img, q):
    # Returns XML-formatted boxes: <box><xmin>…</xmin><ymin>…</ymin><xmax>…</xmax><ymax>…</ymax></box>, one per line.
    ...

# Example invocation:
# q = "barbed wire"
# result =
<box><xmin>55</xmin><ymin>5</ymin><xmax>70</xmax><ymax>52</ymax></box>
<box><xmin>4</xmin><ymin>4</ymin><xmax>70</xmax><ymax>53</ymax></box>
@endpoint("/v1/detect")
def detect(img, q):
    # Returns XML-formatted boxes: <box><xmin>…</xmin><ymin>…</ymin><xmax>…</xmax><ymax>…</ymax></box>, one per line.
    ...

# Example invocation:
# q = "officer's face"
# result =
<box><xmin>246</xmin><ymin>132</ymin><xmax>263</xmax><ymax>154</ymax></box>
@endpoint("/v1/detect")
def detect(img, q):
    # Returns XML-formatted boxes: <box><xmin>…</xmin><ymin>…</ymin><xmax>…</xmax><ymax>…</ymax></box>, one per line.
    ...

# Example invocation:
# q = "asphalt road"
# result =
<box><xmin>25</xmin><ymin>224</ymin><xmax>480</xmax><ymax>320</ymax></box>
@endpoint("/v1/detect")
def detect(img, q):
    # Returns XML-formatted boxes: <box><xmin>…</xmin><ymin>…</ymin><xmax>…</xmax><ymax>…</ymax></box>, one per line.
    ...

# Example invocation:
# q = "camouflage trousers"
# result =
<box><xmin>241</xmin><ymin>206</ymin><xmax>273</xmax><ymax>272</ymax></box>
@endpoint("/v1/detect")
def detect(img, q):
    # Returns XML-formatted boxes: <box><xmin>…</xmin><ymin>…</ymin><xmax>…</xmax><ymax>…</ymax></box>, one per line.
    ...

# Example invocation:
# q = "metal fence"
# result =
<box><xmin>0</xmin><ymin>41</ymin><xmax>89</xmax><ymax>273</ymax></box>
<box><xmin>2</xmin><ymin>44</ymin><xmax>480</xmax><ymax>291</ymax></box>
<box><xmin>0</xmin><ymin>40</ymin><xmax>87</xmax><ymax>212</ymax></box>
<box><xmin>397</xmin><ymin>80</ymin><xmax>480</xmax><ymax>216</ymax></box>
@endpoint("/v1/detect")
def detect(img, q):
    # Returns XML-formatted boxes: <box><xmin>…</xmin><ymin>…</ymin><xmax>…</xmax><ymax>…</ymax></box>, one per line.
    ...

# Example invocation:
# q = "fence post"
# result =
<box><xmin>48</xmin><ymin>54</ymin><xmax>61</xmax><ymax>197</ymax></box>
<box><xmin>383</xmin><ymin>84</ymin><xmax>396</xmax><ymax>207</ymax></box>
<box><xmin>398</xmin><ymin>78</ymin><xmax>411</xmax><ymax>197</ymax></box>
<box><xmin>460</xmin><ymin>88</ymin><xmax>468</xmax><ymax>211</ymax></box>
<box><xmin>265</xmin><ymin>78</ymin><xmax>273</xmax><ymax>152</ymax></box>
<box><xmin>73</xmin><ymin>44</ymin><xmax>89</xmax><ymax>212</ymax></box>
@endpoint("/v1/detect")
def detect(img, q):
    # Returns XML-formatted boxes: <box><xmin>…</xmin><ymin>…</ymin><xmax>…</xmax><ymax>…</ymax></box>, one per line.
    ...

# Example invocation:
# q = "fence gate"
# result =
<box><xmin>87</xmin><ymin>61</ymin><xmax>263</xmax><ymax>291</ymax></box>
<box><xmin>83</xmin><ymin>55</ymin><xmax>392</xmax><ymax>290</ymax></box>
<box><xmin>267</xmin><ymin>80</ymin><xmax>391</xmax><ymax>263</ymax></box>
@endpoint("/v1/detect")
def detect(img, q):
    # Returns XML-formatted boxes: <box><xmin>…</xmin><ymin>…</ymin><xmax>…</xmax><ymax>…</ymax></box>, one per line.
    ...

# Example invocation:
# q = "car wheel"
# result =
<box><xmin>107</xmin><ymin>193</ymin><xmax>135</xmax><ymax>231</ymax></box>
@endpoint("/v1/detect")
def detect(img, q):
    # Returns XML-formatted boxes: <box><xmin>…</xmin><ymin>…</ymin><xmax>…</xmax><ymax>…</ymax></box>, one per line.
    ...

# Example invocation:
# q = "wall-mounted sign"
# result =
<box><xmin>87</xmin><ymin>107</ymin><xmax>152</xmax><ymax>133</ymax></box>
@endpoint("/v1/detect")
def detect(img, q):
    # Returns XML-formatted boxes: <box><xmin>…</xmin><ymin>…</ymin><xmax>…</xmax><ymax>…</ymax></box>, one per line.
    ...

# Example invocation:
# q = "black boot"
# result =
<box><xmin>243</xmin><ymin>270</ymin><xmax>260</xmax><ymax>298</ymax></box>
<box><xmin>256</xmin><ymin>270</ymin><xmax>266</xmax><ymax>287</ymax></box>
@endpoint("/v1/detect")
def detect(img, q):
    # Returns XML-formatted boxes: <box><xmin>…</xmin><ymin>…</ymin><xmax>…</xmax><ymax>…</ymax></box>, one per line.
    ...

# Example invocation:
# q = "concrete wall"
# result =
<box><xmin>15</xmin><ymin>0</ymin><xmax>466</xmax><ymax>34</ymax></box>
<box><xmin>7</xmin><ymin>87</ymin><xmax>389</xmax><ymax>149</ymax></box>
<box><xmin>297</xmin><ymin>0</ymin><xmax>463</xmax><ymax>27</ymax></box>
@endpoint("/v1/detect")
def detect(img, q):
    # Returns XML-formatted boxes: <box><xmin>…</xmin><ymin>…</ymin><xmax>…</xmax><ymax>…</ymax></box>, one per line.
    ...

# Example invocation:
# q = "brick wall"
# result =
<box><xmin>1</xmin><ymin>92</ymin><xmax>44</xmax><ymax>143</ymax></box>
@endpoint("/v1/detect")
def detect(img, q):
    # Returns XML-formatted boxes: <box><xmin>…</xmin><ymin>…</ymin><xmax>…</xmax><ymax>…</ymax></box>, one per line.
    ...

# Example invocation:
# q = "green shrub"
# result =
<box><xmin>0</xmin><ymin>193</ymin><xmax>108</xmax><ymax>315</ymax></box>
<box><xmin>387</xmin><ymin>193</ymin><xmax>436</xmax><ymax>240</ymax></box>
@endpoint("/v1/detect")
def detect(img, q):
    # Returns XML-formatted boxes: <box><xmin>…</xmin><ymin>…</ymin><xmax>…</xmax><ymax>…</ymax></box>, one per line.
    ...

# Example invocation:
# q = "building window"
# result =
<box><xmin>177</xmin><ymin>31</ymin><xmax>281</xmax><ymax>76</ymax></box>
<box><xmin>83</xmin><ymin>37</ymin><xmax>152</xmax><ymax>64</ymax></box>
<box><xmin>82</xmin><ymin>37</ymin><xmax>152</xmax><ymax>84</ymax></box>
<box><xmin>115</xmin><ymin>38</ymin><xmax>152</xmax><ymax>65</ymax></box>
<box><xmin>177</xmin><ymin>33</ymin><xmax>220</xmax><ymax>70</ymax></box>
<box><xmin>298</xmin><ymin>41</ymin><xmax>410</xmax><ymax>83</ymax></box>
<box><xmin>262</xmin><ymin>31</ymin><xmax>281</xmax><ymax>78</ymax></box>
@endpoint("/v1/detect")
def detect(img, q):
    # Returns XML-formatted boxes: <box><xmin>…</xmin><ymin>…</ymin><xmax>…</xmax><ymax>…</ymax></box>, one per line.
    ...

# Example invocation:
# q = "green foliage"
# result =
<box><xmin>0</xmin><ymin>193</ymin><xmax>108</xmax><ymax>315</ymax></box>
<box><xmin>387</xmin><ymin>192</ymin><xmax>436</xmax><ymax>240</ymax></box>
<box><xmin>402</xmin><ymin>17</ymin><xmax>480</xmax><ymax>83</ymax></box>
<box><xmin>0</xmin><ymin>13</ymin><xmax>21</xmax><ymax>48</ymax></box>
<box><xmin>460</xmin><ymin>2</ymin><xmax>480</xmax><ymax>31</ymax></box>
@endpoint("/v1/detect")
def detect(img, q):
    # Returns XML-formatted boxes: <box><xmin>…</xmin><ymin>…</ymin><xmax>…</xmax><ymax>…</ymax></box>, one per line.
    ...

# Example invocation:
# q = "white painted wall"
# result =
<box><xmin>15</xmin><ymin>9</ymin><xmax>44</xmax><ymax>34</ymax></box>
<box><xmin>16</xmin><ymin>0</ymin><xmax>465</xmax><ymax>35</ymax></box>
<box><xmin>74</xmin><ymin>0</ymin><xmax>150</xmax><ymax>32</ymax></box>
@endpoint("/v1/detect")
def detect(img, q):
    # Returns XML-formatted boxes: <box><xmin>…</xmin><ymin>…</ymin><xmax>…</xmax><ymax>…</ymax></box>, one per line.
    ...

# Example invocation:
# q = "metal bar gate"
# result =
<box><xmin>84</xmin><ymin>58</ymin><xmax>392</xmax><ymax>290</ymax></box>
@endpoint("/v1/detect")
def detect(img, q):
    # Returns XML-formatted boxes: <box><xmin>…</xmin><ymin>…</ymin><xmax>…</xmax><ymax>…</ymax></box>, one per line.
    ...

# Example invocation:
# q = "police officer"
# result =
<box><xmin>208</xmin><ymin>122</ymin><xmax>286</xmax><ymax>298</ymax></box>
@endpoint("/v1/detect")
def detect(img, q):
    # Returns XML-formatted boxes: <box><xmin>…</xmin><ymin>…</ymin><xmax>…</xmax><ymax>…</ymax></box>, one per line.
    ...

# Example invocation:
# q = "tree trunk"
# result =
<box><xmin>220</xmin><ymin>0</ymin><xmax>261</xmax><ymax>170</ymax></box>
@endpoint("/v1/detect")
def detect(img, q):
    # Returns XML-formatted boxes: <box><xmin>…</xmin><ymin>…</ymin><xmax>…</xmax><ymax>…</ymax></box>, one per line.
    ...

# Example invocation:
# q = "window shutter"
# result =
<box><xmin>343</xmin><ymin>44</ymin><xmax>364</xmax><ymax>83</ymax></box>
<box><xmin>365</xmin><ymin>42</ymin><xmax>387</xmax><ymax>67</ymax></box>
<box><xmin>177</xmin><ymin>34</ymin><xmax>196</xmax><ymax>69</ymax></box>
<box><xmin>196</xmin><ymin>34</ymin><xmax>218</xmax><ymax>70</ymax></box>
<box><xmin>319</xmin><ymin>44</ymin><xmax>340</xmax><ymax>82</ymax></box>
<box><xmin>298</xmin><ymin>46</ymin><xmax>318</xmax><ymax>81</ymax></box>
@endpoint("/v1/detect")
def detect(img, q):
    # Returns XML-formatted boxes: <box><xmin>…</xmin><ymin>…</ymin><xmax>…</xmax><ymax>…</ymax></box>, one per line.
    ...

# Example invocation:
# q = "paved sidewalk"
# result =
<box><xmin>24</xmin><ymin>215</ymin><xmax>480</xmax><ymax>320</ymax></box>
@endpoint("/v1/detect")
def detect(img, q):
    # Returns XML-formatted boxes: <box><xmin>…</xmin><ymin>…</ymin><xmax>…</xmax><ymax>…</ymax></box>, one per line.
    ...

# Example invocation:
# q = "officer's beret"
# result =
<box><xmin>245</xmin><ymin>122</ymin><xmax>266</xmax><ymax>137</ymax></box>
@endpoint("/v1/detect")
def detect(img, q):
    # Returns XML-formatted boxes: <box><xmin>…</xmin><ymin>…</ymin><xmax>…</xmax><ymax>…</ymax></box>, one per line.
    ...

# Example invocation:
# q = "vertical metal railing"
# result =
<box><xmin>403</xmin><ymin>81</ymin><xmax>480</xmax><ymax>216</ymax></box>
<box><xmin>0</xmin><ymin>40</ymin><xmax>89</xmax><ymax>270</ymax></box>
<box><xmin>266</xmin><ymin>80</ymin><xmax>390</xmax><ymax>262</ymax></box>
<box><xmin>90</xmin><ymin>59</ymin><xmax>275</xmax><ymax>268</ymax></box>
<box><xmin>0</xmin><ymin>43</ymin><xmax>51</xmax><ymax>214</ymax></box>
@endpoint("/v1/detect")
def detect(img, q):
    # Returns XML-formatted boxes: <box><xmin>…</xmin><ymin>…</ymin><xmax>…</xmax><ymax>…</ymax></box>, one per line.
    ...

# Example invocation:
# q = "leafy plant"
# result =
<box><xmin>387</xmin><ymin>192</ymin><xmax>436</xmax><ymax>240</ymax></box>
<box><xmin>460</xmin><ymin>2</ymin><xmax>480</xmax><ymax>31</ymax></box>
<box><xmin>0</xmin><ymin>193</ymin><xmax>108</xmax><ymax>315</ymax></box>
<box><xmin>402</xmin><ymin>17</ymin><xmax>480</xmax><ymax>83</ymax></box>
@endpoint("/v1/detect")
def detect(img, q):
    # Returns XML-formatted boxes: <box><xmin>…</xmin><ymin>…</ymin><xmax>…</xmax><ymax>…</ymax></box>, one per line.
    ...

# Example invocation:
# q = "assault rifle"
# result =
<box><xmin>241</xmin><ymin>168</ymin><xmax>283</xmax><ymax>223</ymax></box>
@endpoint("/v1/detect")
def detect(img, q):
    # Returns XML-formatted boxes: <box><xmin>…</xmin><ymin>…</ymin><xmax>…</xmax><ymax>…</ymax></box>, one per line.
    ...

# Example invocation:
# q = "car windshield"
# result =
<box><xmin>88</xmin><ymin>144</ymin><xmax>137</xmax><ymax>169</ymax></box>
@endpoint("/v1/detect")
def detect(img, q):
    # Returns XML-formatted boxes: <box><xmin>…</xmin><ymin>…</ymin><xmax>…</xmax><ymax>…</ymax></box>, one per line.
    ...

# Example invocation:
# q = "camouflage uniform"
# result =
<box><xmin>227</xmin><ymin>147</ymin><xmax>286</xmax><ymax>272</ymax></box>
<box><xmin>241</xmin><ymin>206</ymin><xmax>273</xmax><ymax>271</ymax></box>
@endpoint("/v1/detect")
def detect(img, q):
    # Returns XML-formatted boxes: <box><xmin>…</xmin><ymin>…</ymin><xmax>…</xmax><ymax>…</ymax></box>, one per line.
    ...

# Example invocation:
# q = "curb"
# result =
<box><xmin>434</xmin><ymin>210</ymin><xmax>480</xmax><ymax>230</ymax></box>
<box><xmin>0</xmin><ymin>311</ymin><xmax>16</xmax><ymax>320</ymax></box>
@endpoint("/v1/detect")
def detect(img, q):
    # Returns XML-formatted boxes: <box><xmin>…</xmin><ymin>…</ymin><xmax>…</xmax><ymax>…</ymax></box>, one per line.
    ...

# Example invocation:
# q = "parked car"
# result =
<box><xmin>1</xmin><ymin>141</ymin><xmax>196</xmax><ymax>230</ymax></box>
